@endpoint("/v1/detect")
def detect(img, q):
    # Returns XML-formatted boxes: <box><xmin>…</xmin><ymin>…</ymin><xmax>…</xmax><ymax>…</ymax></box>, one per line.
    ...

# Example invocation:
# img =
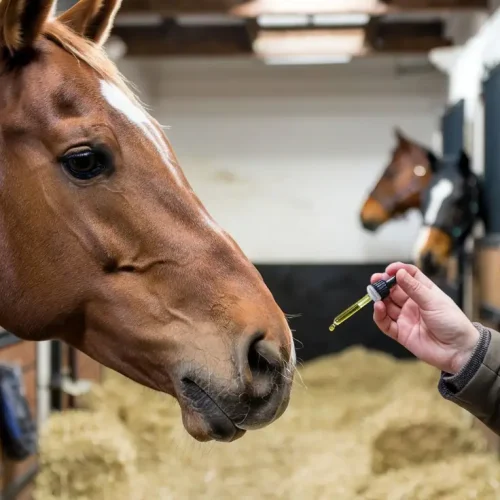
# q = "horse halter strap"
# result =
<box><xmin>429</xmin><ymin>175</ymin><xmax>481</xmax><ymax>247</ymax></box>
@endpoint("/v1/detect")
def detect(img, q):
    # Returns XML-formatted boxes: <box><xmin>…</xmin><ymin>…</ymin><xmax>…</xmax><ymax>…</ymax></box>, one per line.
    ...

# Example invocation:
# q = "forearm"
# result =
<box><xmin>438</xmin><ymin>323</ymin><xmax>500</xmax><ymax>436</ymax></box>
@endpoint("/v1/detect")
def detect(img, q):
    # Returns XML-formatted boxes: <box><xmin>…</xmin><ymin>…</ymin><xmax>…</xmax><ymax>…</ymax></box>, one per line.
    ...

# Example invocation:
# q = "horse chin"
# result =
<box><xmin>177</xmin><ymin>374</ymin><xmax>292</xmax><ymax>442</ymax></box>
<box><xmin>182</xmin><ymin>409</ymin><xmax>247</xmax><ymax>443</ymax></box>
<box><xmin>179</xmin><ymin>385</ymin><xmax>247</xmax><ymax>443</ymax></box>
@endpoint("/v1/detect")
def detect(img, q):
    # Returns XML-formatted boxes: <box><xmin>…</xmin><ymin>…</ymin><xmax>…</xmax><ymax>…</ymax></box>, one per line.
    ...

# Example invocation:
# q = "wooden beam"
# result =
<box><xmin>113</xmin><ymin>22</ymin><xmax>453</xmax><ymax>58</ymax></box>
<box><xmin>113</xmin><ymin>23</ymin><xmax>252</xmax><ymax>57</ymax></box>
<box><xmin>120</xmin><ymin>0</ymin><xmax>241</xmax><ymax>15</ymax></box>
<box><xmin>368</xmin><ymin>18</ymin><xmax>452</xmax><ymax>51</ymax></box>
<box><xmin>384</xmin><ymin>0</ymin><xmax>487</xmax><ymax>9</ymax></box>
<box><xmin>119</xmin><ymin>0</ymin><xmax>488</xmax><ymax>16</ymax></box>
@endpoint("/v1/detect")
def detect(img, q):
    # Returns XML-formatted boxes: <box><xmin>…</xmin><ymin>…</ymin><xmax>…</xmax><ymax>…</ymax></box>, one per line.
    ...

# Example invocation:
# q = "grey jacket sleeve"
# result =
<box><xmin>438</xmin><ymin>323</ymin><xmax>500</xmax><ymax>436</ymax></box>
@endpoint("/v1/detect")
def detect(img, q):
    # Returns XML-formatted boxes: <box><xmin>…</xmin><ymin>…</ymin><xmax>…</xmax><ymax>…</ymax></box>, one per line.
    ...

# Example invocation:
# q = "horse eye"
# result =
<box><xmin>61</xmin><ymin>149</ymin><xmax>111</xmax><ymax>180</ymax></box>
<box><xmin>414</xmin><ymin>165</ymin><xmax>427</xmax><ymax>177</ymax></box>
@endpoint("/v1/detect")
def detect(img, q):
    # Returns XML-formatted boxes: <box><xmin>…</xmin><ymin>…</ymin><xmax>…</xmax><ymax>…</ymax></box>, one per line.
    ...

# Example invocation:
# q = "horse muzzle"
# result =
<box><xmin>178</xmin><ymin>335</ymin><xmax>294</xmax><ymax>442</ymax></box>
<box><xmin>360</xmin><ymin>198</ymin><xmax>390</xmax><ymax>232</ymax></box>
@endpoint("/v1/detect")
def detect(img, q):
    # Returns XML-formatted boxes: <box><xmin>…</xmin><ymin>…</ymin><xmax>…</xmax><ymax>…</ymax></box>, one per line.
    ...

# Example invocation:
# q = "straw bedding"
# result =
<box><xmin>34</xmin><ymin>410</ymin><xmax>139</xmax><ymax>500</ymax></box>
<box><xmin>34</xmin><ymin>346</ymin><xmax>500</xmax><ymax>499</ymax></box>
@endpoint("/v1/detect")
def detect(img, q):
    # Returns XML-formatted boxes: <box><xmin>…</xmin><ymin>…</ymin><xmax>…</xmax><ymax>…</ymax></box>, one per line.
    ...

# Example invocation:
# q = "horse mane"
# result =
<box><xmin>43</xmin><ymin>20</ymin><xmax>144</xmax><ymax>109</ymax></box>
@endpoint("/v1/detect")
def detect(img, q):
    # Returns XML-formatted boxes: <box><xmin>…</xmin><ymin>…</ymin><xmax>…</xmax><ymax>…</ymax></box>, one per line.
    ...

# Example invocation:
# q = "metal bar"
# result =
<box><xmin>440</xmin><ymin>99</ymin><xmax>466</xmax><ymax>310</ymax></box>
<box><xmin>483</xmin><ymin>64</ymin><xmax>500</xmax><ymax>235</ymax></box>
<box><xmin>68</xmin><ymin>347</ymin><xmax>79</xmax><ymax>408</ymax></box>
<box><xmin>456</xmin><ymin>246</ymin><xmax>466</xmax><ymax>310</ymax></box>
<box><xmin>37</xmin><ymin>341</ymin><xmax>52</xmax><ymax>429</ymax></box>
<box><xmin>50</xmin><ymin>340</ymin><xmax>63</xmax><ymax>411</ymax></box>
<box><xmin>476</xmin><ymin>234</ymin><xmax>500</xmax><ymax>249</ymax></box>
<box><xmin>441</xmin><ymin>99</ymin><xmax>465</xmax><ymax>157</ymax></box>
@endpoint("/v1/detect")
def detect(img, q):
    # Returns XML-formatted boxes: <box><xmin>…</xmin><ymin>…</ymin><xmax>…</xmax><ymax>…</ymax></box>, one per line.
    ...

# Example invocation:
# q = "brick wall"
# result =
<box><xmin>0</xmin><ymin>338</ymin><xmax>103</xmax><ymax>500</ymax></box>
<box><xmin>0</xmin><ymin>340</ymin><xmax>38</xmax><ymax>500</ymax></box>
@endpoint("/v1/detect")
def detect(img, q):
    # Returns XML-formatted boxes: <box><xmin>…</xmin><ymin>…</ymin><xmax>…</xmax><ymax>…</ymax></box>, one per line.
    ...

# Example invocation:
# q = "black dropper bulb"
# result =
<box><xmin>369</xmin><ymin>276</ymin><xmax>398</xmax><ymax>301</ymax></box>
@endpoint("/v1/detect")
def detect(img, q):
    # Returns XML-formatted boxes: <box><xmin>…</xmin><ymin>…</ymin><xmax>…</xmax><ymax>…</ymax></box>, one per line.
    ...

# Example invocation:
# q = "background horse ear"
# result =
<box><xmin>58</xmin><ymin>0</ymin><xmax>122</xmax><ymax>46</ymax></box>
<box><xmin>0</xmin><ymin>0</ymin><xmax>56</xmax><ymax>55</ymax></box>
<box><xmin>394</xmin><ymin>127</ymin><xmax>410</xmax><ymax>147</ymax></box>
<box><xmin>457</xmin><ymin>150</ymin><xmax>471</xmax><ymax>177</ymax></box>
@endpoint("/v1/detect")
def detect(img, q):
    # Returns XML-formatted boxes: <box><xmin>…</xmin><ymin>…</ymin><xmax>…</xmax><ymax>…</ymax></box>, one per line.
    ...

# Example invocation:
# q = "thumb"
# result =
<box><xmin>396</xmin><ymin>268</ymin><xmax>433</xmax><ymax>308</ymax></box>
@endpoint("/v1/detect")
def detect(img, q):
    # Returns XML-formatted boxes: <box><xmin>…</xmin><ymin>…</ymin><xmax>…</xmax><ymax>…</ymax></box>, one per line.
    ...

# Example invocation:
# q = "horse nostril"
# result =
<box><xmin>243</xmin><ymin>335</ymin><xmax>283</xmax><ymax>397</ymax></box>
<box><xmin>250</xmin><ymin>339</ymin><xmax>282</xmax><ymax>371</ymax></box>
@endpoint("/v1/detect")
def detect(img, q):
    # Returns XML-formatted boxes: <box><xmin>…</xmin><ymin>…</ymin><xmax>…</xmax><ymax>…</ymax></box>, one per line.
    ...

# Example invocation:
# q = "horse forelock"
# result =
<box><xmin>42</xmin><ymin>20</ymin><xmax>144</xmax><ymax>112</ymax></box>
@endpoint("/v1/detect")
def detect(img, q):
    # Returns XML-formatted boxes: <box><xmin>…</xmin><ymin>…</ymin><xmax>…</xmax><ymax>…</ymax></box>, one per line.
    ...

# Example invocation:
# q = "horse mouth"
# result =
<box><xmin>361</xmin><ymin>219</ymin><xmax>382</xmax><ymax>232</ymax></box>
<box><xmin>180</xmin><ymin>378</ymin><xmax>246</xmax><ymax>443</ymax></box>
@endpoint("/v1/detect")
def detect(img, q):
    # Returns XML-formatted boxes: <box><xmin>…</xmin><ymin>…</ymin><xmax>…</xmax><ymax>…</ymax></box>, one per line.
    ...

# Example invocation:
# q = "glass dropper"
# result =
<box><xmin>329</xmin><ymin>276</ymin><xmax>397</xmax><ymax>332</ymax></box>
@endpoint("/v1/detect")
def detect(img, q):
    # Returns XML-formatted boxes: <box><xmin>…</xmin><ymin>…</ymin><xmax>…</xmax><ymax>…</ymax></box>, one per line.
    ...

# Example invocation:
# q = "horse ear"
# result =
<box><xmin>0</xmin><ymin>0</ymin><xmax>56</xmax><ymax>55</ymax></box>
<box><xmin>394</xmin><ymin>127</ymin><xmax>409</xmax><ymax>146</ymax></box>
<box><xmin>457</xmin><ymin>150</ymin><xmax>471</xmax><ymax>176</ymax></box>
<box><xmin>59</xmin><ymin>0</ymin><xmax>122</xmax><ymax>46</ymax></box>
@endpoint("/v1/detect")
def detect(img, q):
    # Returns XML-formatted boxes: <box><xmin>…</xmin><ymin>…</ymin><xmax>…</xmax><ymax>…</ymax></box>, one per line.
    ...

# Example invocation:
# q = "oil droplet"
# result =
<box><xmin>329</xmin><ymin>325</ymin><xmax>336</xmax><ymax>332</ymax></box>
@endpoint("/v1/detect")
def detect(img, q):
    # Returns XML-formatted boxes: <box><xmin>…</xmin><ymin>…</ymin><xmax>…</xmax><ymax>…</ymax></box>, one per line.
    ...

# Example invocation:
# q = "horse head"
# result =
<box><xmin>0</xmin><ymin>0</ymin><xmax>295</xmax><ymax>443</ymax></box>
<box><xmin>360</xmin><ymin>128</ymin><xmax>438</xmax><ymax>231</ymax></box>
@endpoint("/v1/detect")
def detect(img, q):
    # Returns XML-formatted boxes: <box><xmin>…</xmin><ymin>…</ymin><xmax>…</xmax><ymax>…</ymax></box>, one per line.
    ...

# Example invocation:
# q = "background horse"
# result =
<box><xmin>0</xmin><ymin>0</ymin><xmax>295</xmax><ymax>443</ymax></box>
<box><xmin>415</xmin><ymin>152</ymin><xmax>482</xmax><ymax>276</ymax></box>
<box><xmin>360</xmin><ymin>128</ymin><xmax>438</xmax><ymax>231</ymax></box>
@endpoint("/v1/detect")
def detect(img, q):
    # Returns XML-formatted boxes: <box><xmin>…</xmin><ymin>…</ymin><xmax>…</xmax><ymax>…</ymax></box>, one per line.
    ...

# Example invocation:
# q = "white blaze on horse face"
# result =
<box><xmin>100</xmin><ymin>80</ymin><xmax>237</xmax><ymax>245</ymax></box>
<box><xmin>100</xmin><ymin>80</ymin><xmax>183</xmax><ymax>186</ymax></box>
<box><xmin>424</xmin><ymin>178</ymin><xmax>454</xmax><ymax>225</ymax></box>
<box><xmin>413</xmin><ymin>226</ymin><xmax>431</xmax><ymax>262</ymax></box>
<box><xmin>413</xmin><ymin>178</ymin><xmax>454</xmax><ymax>262</ymax></box>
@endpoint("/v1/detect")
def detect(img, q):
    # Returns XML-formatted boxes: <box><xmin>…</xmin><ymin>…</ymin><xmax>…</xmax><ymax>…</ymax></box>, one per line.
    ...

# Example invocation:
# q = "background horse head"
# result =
<box><xmin>0</xmin><ymin>0</ymin><xmax>295</xmax><ymax>443</ymax></box>
<box><xmin>360</xmin><ymin>128</ymin><xmax>438</xmax><ymax>231</ymax></box>
<box><xmin>415</xmin><ymin>151</ymin><xmax>481</xmax><ymax>276</ymax></box>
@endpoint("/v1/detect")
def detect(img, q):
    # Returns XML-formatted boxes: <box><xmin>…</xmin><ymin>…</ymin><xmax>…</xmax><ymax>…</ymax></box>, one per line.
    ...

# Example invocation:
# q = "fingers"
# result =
<box><xmin>385</xmin><ymin>262</ymin><xmax>434</xmax><ymax>289</ymax></box>
<box><xmin>386</xmin><ymin>301</ymin><xmax>402</xmax><ymax>321</ymax></box>
<box><xmin>389</xmin><ymin>287</ymin><xmax>409</xmax><ymax>308</ymax></box>
<box><xmin>373</xmin><ymin>301</ymin><xmax>398</xmax><ymax>340</ymax></box>
<box><xmin>371</xmin><ymin>272</ymin><xmax>409</xmax><ymax>308</ymax></box>
<box><xmin>395</xmin><ymin>268</ymin><xmax>434</xmax><ymax>309</ymax></box>
<box><xmin>370</xmin><ymin>272</ymin><xmax>388</xmax><ymax>284</ymax></box>
<box><xmin>373</xmin><ymin>301</ymin><xmax>390</xmax><ymax>329</ymax></box>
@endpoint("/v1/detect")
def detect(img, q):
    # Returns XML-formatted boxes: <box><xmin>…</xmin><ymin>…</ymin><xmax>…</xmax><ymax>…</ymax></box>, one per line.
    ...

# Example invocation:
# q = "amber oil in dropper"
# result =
<box><xmin>329</xmin><ymin>276</ymin><xmax>397</xmax><ymax>332</ymax></box>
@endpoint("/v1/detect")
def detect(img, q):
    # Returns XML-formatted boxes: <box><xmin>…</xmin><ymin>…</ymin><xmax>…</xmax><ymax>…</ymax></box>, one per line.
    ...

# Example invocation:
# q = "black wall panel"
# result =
<box><xmin>483</xmin><ymin>65</ymin><xmax>500</xmax><ymax>235</ymax></box>
<box><xmin>255</xmin><ymin>263</ymin><xmax>415</xmax><ymax>363</ymax></box>
<box><xmin>441</xmin><ymin>99</ymin><xmax>465</xmax><ymax>157</ymax></box>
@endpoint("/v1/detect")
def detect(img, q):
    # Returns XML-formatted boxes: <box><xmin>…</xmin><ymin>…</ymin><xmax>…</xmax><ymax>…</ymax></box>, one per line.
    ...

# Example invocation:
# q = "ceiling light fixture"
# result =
<box><xmin>263</xmin><ymin>54</ymin><xmax>353</xmax><ymax>65</ymax></box>
<box><xmin>312</xmin><ymin>13</ymin><xmax>370</xmax><ymax>26</ymax></box>
<box><xmin>257</xmin><ymin>14</ymin><xmax>311</xmax><ymax>28</ymax></box>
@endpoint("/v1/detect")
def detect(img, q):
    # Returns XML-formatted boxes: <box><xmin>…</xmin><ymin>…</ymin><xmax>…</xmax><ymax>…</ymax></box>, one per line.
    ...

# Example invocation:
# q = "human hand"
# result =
<box><xmin>371</xmin><ymin>262</ymin><xmax>479</xmax><ymax>375</ymax></box>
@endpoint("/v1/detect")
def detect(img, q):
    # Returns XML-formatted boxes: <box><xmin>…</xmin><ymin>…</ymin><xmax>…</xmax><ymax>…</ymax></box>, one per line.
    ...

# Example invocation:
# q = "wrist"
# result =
<box><xmin>449</xmin><ymin>323</ymin><xmax>480</xmax><ymax>375</ymax></box>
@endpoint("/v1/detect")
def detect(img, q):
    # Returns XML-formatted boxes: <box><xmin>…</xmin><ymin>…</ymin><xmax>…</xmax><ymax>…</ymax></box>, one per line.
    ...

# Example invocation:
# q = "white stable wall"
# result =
<box><xmin>118</xmin><ymin>57</ymin><xmax>447</xmax><ymax>264</ymax></box>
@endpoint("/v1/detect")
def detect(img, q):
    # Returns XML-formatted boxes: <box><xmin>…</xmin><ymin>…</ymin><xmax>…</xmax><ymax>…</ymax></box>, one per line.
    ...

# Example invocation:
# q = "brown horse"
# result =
<box><xmin>0</xmin><ymin>0</ymin><xmax>295</xmax><ymax>443</ymax></box>
<box><xmin>360</xmin><ymin>128</ymin><xmax>438</xmax><ymax>231</ymax></box>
